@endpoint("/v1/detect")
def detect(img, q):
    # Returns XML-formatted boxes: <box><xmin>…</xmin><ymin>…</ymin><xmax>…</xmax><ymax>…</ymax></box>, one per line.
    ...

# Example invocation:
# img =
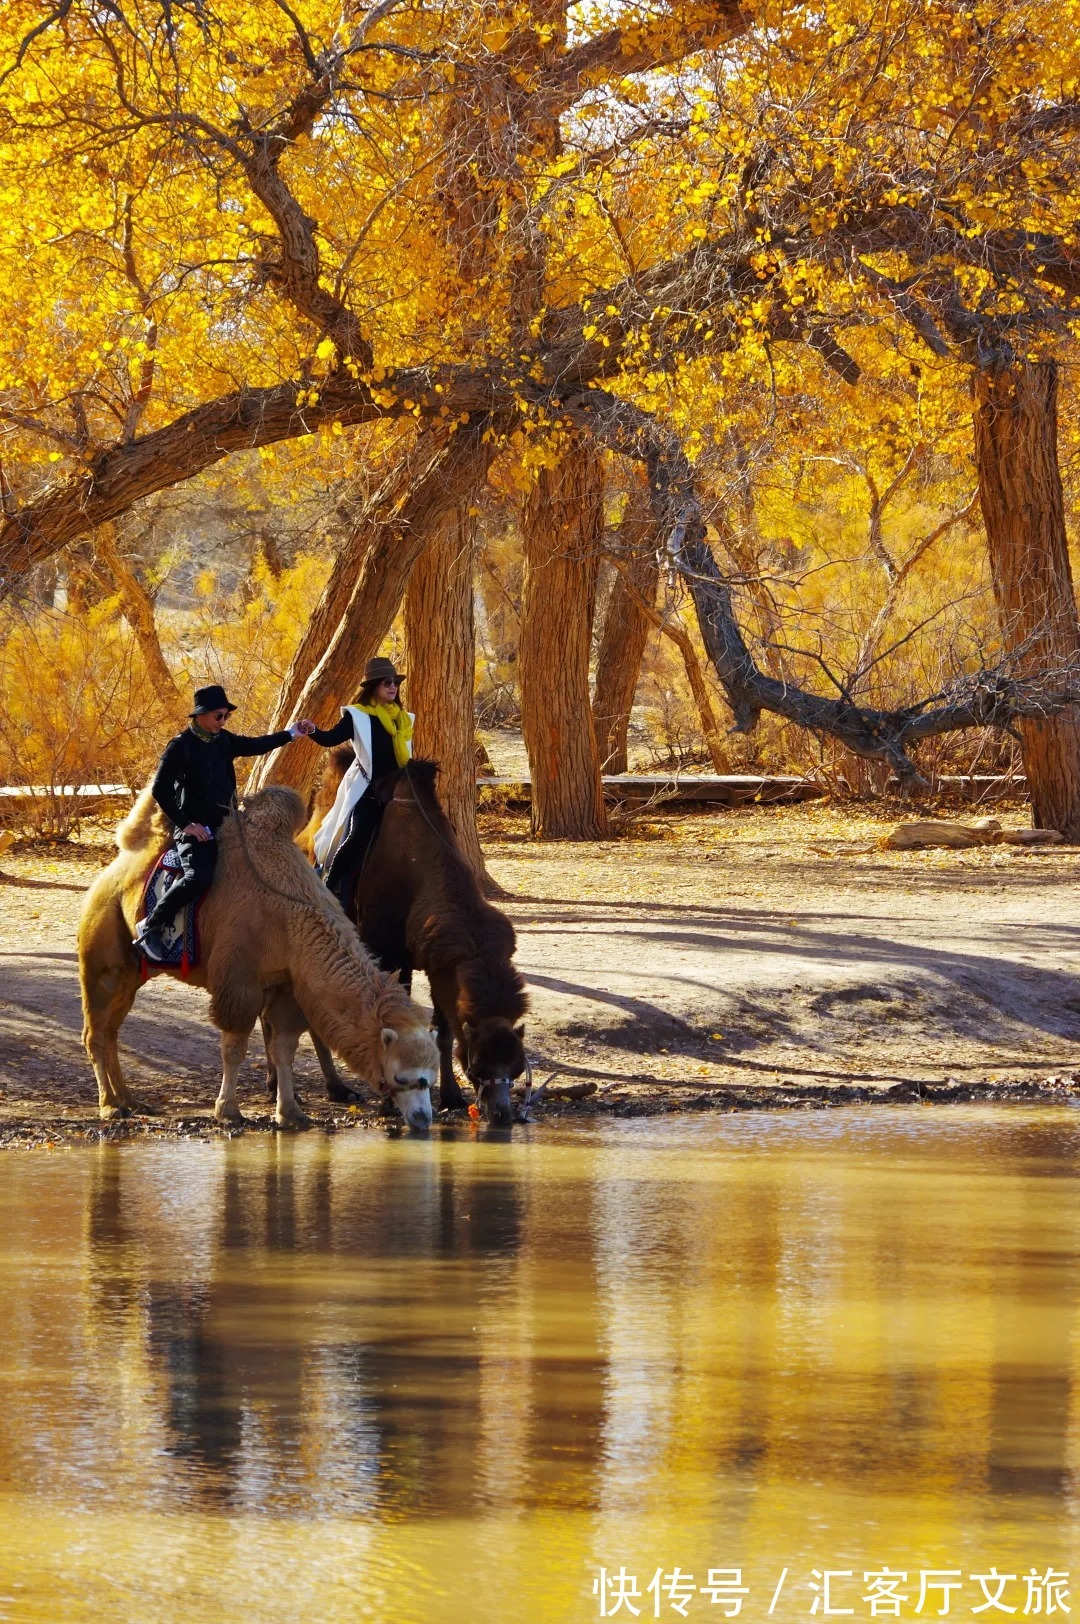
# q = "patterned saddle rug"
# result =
<box><xmin>139</xmin><ymin>845</ymin><xmax>200</xmax><ymax>976</ymax></box>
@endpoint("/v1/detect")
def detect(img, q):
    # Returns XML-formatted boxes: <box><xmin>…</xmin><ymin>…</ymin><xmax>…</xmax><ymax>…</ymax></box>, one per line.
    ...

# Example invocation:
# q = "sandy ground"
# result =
<box><xmin>2</xmin><ymin>797</ymin><xmax>1080</xmax><ymax>1140</ymax></box>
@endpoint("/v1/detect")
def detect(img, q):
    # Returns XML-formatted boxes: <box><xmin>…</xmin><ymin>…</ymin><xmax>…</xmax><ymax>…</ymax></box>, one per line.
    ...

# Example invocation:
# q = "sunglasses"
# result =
<box><xmin>209</xmin><ymin>711</ymin><xmax>230</xmax><ymax>721</ymax></box>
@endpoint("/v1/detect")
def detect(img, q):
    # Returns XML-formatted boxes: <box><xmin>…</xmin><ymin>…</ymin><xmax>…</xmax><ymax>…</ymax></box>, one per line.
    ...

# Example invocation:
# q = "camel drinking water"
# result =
<box><xmin>359</xmin><ymin>762</ymin><xmax>529</xmax><ymax>1126</ymax></box>
<box><xmin>300</xmin><ymin>754</ymin><xmax>529</xmax><ymax>1126</ymax></box>
<box><xmin>78</xmin><ymin>785</ymin><xmax>439</xmax><ymax>1129</ymax></box>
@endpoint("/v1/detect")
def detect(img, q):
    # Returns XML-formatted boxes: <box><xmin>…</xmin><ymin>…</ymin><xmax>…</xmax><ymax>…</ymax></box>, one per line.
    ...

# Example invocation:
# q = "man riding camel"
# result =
<box><xmin>134</xmin><ymin>684</ymin><xmax>317</xmax><ymax>962</ymax></box>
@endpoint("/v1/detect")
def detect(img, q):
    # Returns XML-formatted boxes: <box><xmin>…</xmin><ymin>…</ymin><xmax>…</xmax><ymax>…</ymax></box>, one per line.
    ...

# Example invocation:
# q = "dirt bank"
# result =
<box><xmin>2</xmin><ymin>801</ymin><xmax>1079</xmax><ymax>1142</ymax></box>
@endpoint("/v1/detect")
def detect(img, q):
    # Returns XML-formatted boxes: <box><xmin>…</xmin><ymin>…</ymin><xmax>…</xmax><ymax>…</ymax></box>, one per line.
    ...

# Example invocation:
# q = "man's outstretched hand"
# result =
<box><xmin>289</xmin><ymin>719</ymin><xmax>317</xmax><ymax>738</ymax></box>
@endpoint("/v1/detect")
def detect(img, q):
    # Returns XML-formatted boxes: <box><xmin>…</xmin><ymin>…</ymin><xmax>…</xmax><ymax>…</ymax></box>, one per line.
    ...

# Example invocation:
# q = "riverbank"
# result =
<box><xmin>2</xmin><ymin>800</ymin><xmax>1079</xmax><ymax>1143</ymax></box>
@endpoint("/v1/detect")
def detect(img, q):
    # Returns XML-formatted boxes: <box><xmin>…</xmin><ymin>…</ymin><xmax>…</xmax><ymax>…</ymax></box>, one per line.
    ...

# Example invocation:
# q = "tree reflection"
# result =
<box><xmin>0</xmin><ymin>1111</ymin><xmax>1069</xmax><ymax>1575</ymax></box>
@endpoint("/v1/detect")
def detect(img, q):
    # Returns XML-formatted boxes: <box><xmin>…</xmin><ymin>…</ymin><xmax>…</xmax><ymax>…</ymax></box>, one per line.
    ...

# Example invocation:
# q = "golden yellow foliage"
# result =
<box><xmin>0</xmin><ymin>551</ymin><xmax>330</xmax><ymax>817</ymax></box>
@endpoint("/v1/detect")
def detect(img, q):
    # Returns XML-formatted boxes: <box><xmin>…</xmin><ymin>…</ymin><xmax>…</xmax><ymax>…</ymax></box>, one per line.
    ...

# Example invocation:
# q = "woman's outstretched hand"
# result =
<box><xmin>290</xmin><ymin>719</ymin><xmax>317</xmax><ymax>737</ymax></box>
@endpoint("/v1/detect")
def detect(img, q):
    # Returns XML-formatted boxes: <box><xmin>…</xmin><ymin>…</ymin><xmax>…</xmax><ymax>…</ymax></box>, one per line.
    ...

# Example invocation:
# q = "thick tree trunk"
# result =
<box><xmin>253</xmin><ymin>425</ymin><xmax>494</xmax><ymax>797</ymax></box>
<box><xmin>592</xmin><ymin>475</ymin><xmax>659</xmax><ymax>773</ymax></box>
<box><xmin>519</xmin><ymin>434</ymin><xmax>607</xmax><ymax>839</ymax></box>
<box><xmin>267</xmin><ymin>433</ymin><xmax>436</xmax><ymax>729</ymax></box>
<box><xmin>94</xmin><ymin>522</ymin><xmax>185</xmax><ymax>714</ymax></box>
<box><xmin>973</xmin><ymin>362</ymin><xmax>1080</xmax><ymax>838</ymax></box>
<box><xmin>405</xmin><ymin>500</ymin><xmax>497</xmax><ymax>888</ymax></box>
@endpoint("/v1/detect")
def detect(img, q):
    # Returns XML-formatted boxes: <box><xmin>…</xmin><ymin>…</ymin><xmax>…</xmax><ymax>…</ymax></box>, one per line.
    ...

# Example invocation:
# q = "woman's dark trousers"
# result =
<box><xmin>324</xmin><ymin>794</ymin><xmax>383</xmax><ymax>917</ymax></box>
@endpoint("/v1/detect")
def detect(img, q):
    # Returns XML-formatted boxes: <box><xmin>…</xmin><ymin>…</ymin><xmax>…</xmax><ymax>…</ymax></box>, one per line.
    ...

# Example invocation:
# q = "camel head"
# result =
<box><xmin>459</xmin><ymin>1018</ymin><xmax>527</xmax><ymax>1129</ymax></box>
<box><xmin>240</xmin><ymin>786</ymin><xmax>307</xmax><ymax>841</ymax></box>
<box><xmin>379</xmin><ymin>1021</ymin><xmax>439</xmax><ymax>1130</ymax></box>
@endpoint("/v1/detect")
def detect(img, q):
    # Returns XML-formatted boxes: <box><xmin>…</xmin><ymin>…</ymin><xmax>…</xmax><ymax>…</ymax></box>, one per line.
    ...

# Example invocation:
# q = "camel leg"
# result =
<box><xmin>429</xmin><ymin>977</ymin><xmax>467</xmax><ymax>1111</ymax></box>
<box><xmin>263</xmin><ymin>985</ymin><xmax>312</xmax><ymax>1129</ymax></box>
<box><xmin>261</xmin><ymin>1012</ymin><xmax>280</xmax><ymax>1101</ymax></box>
<box><xmin>265</xmin><ymin>1002</ymin><xmax>355</xmax><ymax>1105</ymax></box>
<box><xmin>103</xmin><ymin>990</ymin><xmax>140</xmax><ymax>1113</ymax></box>
<box><xmin>362</xmin><ymin>920</ymin><xmax>412</xmax><ymax>996</ymax></box>
<box><xmin>263</xmin><ymin>1011</ymin><xmax>310</xmax><ymax>1104</ymax></box>
<box><xmin>215</xmin><ymin>1030</ymin><xmax>250</xmax><ymax>1123</ymax></box>
<box><xmin>311</xmin><ymin>1032</ymin><xmax>362</xmax><ymax>1103</ymax></box>
<box><xmin>262</xmin><ymin>1012</ymin><xmax>309</xmax><ymax>1105</ymax></box>
<box><xmin>81</xmin><ymin>958</ymin><xmax>141</xmax><ymax>1119</ymax></box>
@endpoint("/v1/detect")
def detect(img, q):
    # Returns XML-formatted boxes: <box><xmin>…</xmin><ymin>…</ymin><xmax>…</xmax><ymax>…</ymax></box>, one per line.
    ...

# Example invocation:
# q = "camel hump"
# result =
<box><xmin>237</xmin><ymin>786</ymin><xmax>307</xmax><ymax>840</ymax></box>
<box><xmin>116</xmin><ymin>786</ymin><xmax>170</xmax><ymax>853</ymax></box>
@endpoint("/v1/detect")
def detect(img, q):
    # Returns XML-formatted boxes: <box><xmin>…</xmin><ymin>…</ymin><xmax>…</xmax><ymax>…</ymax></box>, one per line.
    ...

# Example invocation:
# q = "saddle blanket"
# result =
<box><xmin>140</xmin><ymin>845</ymin><xmax>199</xmax><ymax>975</ymax></box>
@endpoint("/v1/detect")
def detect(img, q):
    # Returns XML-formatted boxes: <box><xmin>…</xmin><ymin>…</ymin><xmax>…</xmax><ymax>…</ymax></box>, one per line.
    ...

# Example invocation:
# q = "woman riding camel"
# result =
<box><xmin>134</xmin><ymin>684</ymin><xmax>317</xmax><ymax>962</ymax></box>
<box><xmin>310</xmin><ymin>656</ymin><xmax>413</xmax><ymax>910</ymax></box>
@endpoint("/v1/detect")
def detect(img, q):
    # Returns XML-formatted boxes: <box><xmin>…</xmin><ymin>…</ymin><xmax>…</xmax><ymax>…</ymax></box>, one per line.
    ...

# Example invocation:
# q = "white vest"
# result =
<box><xmin>311</xmin><ymin>705</ymin><xmax>413</xmax><ymax>870</ymax></box>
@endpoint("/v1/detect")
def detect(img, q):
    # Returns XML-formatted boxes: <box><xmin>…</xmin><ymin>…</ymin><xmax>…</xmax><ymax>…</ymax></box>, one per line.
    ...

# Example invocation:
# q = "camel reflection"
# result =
<box><xmin>80</xmin><ymin>1138</ymin><xmax>611</xmax><ymax>1519</ymax></box>
<box><xmin>63</xmin><ymin>1114</ymin><xmax>1080</xmax><ymax>1545</ymax></box>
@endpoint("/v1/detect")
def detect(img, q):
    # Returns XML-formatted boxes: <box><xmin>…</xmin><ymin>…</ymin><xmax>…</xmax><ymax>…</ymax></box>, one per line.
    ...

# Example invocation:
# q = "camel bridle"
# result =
<box><xmin>230</xmin><ymin>793</ymin><xmax>337</xmax><ymax>914</ymax></box>
<box><xmin>389</xmin><ymin>1076</ymin><xmax>431</xmax><ymax>1095</ymax></box>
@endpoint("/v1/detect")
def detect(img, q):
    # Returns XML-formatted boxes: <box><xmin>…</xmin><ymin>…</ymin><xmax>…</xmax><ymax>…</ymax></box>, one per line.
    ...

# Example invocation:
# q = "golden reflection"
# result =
<box><xmin>0</xmin><ymin>1111</ymin><xmax>1078</xmax><ymax>1621</ymax></box>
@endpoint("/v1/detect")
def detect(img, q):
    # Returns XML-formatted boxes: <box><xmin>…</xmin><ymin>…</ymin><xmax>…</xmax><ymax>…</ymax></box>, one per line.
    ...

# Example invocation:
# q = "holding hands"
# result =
<box><xmin>289</xmin><ymin>719</ymin><xmax>317</xmax><ymax>738</ymax></box>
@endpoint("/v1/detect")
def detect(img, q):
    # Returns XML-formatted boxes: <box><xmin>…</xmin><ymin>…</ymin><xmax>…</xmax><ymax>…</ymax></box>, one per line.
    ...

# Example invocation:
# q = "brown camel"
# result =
<box><xmin>358</xmin><ymin>762</ymin><xmax>529</xmax><ymax>1126</ymax></box>
<box><xmin>78</xmin><ymin>785</ymin><xmax>439</xmax><ymax>1128</ymax></box>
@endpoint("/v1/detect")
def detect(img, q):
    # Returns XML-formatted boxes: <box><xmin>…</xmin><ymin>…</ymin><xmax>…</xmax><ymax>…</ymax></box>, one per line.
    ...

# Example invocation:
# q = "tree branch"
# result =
<box><xmin>562</xmin><ymin>389</ymin><xmax>1080</xmax><ymax>783</ymax></box>
<box><xmin>0</xmin><ymin>230</ymin><xmax>844</xmax><ymax>585</ymax></box>
<box><xmin>548</xmin><ymin>3</ymin><xmax>748</xmax><ymax>104</ymax></box>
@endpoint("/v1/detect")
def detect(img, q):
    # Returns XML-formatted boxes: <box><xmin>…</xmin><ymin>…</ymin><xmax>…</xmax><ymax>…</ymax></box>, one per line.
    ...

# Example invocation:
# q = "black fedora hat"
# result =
<box><xmin>191</xmin><ymin>684</ymin><xmax>237</xmax><ymax>718</ymax></box>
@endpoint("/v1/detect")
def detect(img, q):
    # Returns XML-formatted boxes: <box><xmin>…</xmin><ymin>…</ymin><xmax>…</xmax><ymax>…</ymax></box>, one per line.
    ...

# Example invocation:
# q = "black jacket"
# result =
<box><xmin>151</xmin><ymin>725</ymin><xmax>293</xmax><ymax>830</ymax></box>
<box><xmin>311</xmin><ymin>712</ymin><xmax>399</xmax><ymax>779</ymax></box>
<box><xmin>311</xmin><ymin>714</ymin><xmax>353</xmax><ymax>748</ymax></box>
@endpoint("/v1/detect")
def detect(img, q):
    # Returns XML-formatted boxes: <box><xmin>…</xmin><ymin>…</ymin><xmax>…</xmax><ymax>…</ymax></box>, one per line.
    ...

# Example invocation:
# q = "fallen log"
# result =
<box><xmin>884</xmin><ymin>817</ymin><xmax>1065</xmax><ymax>850</ymax></box>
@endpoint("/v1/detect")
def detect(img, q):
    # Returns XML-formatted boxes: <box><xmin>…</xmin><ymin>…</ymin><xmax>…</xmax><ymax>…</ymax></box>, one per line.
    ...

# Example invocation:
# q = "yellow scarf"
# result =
<box><xmin>358</xmin><ymin>702</ymin><xmax>413</xmax><ymax>767</ymax></box>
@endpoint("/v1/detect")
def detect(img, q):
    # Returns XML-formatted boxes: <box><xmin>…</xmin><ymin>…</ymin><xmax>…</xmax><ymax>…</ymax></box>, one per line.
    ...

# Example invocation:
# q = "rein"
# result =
<box><xmin>398</xmin><ymin>766</ymin><xmax>465</xmax><ymax>862</ymax></box>
<box><xmin>229</xmin><ymin>793</ymin><xmax>348</xmax><ymax>916</ymax></box>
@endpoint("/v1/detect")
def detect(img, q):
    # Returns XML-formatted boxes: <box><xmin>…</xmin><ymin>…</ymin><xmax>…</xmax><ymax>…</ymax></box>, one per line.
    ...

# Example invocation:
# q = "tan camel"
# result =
<box><xmin>78</xmin><ymin>785</ymin><xmax>439</xmax><ymax>1129</ymax></box>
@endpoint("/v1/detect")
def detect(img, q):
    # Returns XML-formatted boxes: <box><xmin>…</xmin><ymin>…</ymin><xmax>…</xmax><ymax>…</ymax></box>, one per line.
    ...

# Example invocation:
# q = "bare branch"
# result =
<box><xmin>0</xmin><ymin>408</ymin><xmax>85</xmax><ymax>453</ymax></box>
<box><xmin>266</xmin><ymin>0</ymin><xmax>320</xmax><ymax>75</ymax></box>
<box><xmin>0</xmin><ymin>0</ymin><xmax>73</xmax><ymax>93</ymax></box>
<box><xmin>561</xmin><ymin>389</ymin><xmax>1080</xmax><ymax>783</ymax></box>
<box><xmin>855</xmin><ymin>492</ymin><xmax>979</xmax><ymax>684</ymax></box>
<box><xmin>550</xmin><ymin>4</ymin><xmax>748</xmax><ymax>103</ymax></box>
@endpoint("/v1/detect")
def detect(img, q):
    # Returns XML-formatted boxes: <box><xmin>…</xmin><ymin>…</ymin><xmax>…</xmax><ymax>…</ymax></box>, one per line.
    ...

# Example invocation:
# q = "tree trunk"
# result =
<box><xmin>266</xmin><ymin>433</ymin><xmax>439</xmax><ymax>732</ymax></box>
<box><xmin>605</xmin><ymin>555</ymin><xmax>730</xmax><ymax>773</ymax></box>
<box><xmin>405</xmin><ymin>500</ymin><xmax>497</xmax><ymax>888</ymax></box>
<box><xmin>94</xmin><ymin>522</ymin><xmax>185</xmax><ymax>713</ymax></box>
<box><xmin>519</xmin><ymin>434</ymin><xmax>607</xmax><ymax>839</ymax></box>
<box><xmin>592</xmin><ymin>474</ymin><xmax>659</xmax><ymax>773</ymax></box>
<box><xmin>973</xmin><ymin>361</ymin><xmax>1080</xmax><ymax>838</ymax></box>
<box><xmin>655</xmin><ymin>610</ymin><xmax>730</xmax><ymax>774</ymax></box>
<box><xmin>254</xmin><ymin>424</ymin><xmax>494</xmax><ymax>797</ymax></box>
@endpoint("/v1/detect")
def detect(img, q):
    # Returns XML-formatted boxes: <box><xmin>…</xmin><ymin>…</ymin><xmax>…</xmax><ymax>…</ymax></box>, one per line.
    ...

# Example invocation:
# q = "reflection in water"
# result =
<box><xmin>1</xmin><ymin>1111</ymin><xmax>1080</xmax><ymax>1621</ymax></box>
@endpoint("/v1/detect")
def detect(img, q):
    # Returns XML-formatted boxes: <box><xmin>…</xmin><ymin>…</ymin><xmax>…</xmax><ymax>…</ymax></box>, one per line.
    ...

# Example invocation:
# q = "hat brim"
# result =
<box><xmin>191</xmin><ymin>702</ymin><xmax>237</xmax><ymax>717</ymax></box>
